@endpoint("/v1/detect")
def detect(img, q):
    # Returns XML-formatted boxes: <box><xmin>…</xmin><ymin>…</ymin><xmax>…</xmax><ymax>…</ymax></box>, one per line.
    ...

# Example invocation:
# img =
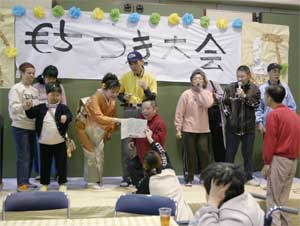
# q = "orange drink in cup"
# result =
<box><xmin>159</xmin><ymin>207</ymin><xmax>171</xmax><ymax>226</ymax></box>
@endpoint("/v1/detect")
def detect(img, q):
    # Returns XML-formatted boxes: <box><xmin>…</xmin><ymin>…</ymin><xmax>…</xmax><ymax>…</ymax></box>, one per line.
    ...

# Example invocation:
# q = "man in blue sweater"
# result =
<box><xmin>256</xmin><ymin>63</ymin><xmax>296</xmax><ymax>135</ymax></box>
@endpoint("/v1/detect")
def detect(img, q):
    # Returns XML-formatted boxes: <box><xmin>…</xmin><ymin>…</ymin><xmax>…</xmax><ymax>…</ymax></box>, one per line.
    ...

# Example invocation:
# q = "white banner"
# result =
<box><xmin>16</xmin><ymin>11</ymin><xmax>241</xmax><ymax>83</ymax></box>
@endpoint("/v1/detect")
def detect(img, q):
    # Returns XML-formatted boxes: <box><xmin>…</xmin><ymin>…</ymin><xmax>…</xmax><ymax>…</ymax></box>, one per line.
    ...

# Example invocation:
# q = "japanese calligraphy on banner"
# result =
<box><xmin>16</xmin><ymin>11</ymin><xmax>241</xmax><ymax>83</ymax></box>
<box><xmin>0</xmin><ymin>9</ymin><xmax>15</xmax><ymax>89</ymax></box>
<box><xmin>242</xmin><ymin>22</ymin><xmax>289</xmax><ymax>85</ymax></box>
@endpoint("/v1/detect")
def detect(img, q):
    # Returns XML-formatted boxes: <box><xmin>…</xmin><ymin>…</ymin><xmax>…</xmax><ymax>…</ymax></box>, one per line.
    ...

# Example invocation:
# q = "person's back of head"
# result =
<box><xmin>202</xmin><ymin>162</ymin><xmax>246</xmax><ymax>203</ymax></box>
<box><xmin>143</xmin><ymin>151</ymin><xmax>162</xmax><ymax>176</ymax></box>
<box><xmin>265</xmin><ymin>85</ymin><xmax>286</xmax><ymax>104</ymax></box>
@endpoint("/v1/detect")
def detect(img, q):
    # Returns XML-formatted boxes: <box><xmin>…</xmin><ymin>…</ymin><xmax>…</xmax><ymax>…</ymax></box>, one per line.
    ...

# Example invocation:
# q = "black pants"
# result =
<box><xmin>209</xmin><ymin>126</ymin><xmax>226</xmax><ymax>162</ymax></box>
<box><xmin>40</xmin><ymin>142</ymin><xmax>67</xmax><ymax>185</ymax></box>
<box><xmin>182</xmin><ymin>132</ymin><xmax>209</xmax><ymax>183</ymax></box>
<box><xmin>225</xmin><ymin>124</ymin><xmax>255</xmax><ymax>180</ymax></box>
<box><xmin>128</xmin><ymin>155</ymin><xmax>144</xmax><ymax>187</ymax></box>
<box><xmin>208</xmin><ymin>106</ymin><xmax>226</xmax><ymax>162</ymax></box>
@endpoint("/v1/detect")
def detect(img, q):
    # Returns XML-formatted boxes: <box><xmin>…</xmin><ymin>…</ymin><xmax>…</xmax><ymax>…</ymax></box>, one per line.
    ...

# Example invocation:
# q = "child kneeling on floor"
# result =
<box><xmin>24</xmin><ymin>82</ymin><xmax>72</xmax><ymax>192</ymax></box>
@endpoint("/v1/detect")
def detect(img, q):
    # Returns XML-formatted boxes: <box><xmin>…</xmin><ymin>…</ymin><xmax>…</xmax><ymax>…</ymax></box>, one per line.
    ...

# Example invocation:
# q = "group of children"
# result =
<box><xmin>9</xmin><ymin>63</ymin><xmax>72</xmax><ymax>192</ymax></box>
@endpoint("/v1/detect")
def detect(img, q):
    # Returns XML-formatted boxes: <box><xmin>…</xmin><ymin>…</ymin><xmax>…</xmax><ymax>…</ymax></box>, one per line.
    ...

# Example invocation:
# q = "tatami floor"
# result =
<box><xmin>0</xmin><ymin>174</ymin><xmax>299</xmax><ymax>224</ymax></box>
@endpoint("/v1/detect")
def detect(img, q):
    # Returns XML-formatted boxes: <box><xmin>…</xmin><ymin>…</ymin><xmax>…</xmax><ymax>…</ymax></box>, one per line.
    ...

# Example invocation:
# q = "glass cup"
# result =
<box><xmin>159</xmin><ymin>207</ymin><xmax>171</xmax><ymax>226</ymax></box>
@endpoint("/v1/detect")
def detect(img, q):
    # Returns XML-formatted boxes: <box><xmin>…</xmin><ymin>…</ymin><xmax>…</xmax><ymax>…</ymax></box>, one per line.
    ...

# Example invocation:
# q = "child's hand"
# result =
<box><xmin>144</xmin><ymin>128</ymin><xmax>153</xmax><ymax>139</ymax></box>
<box><xmin>144</xmin><ymin>128</ymin><xmax>154</xmax><ymax>144</ymax></box>
<box><xmin>23</xmin><ymin>100</ymin><xmax>33</xmax><ymax>110</ymax></box>
<box><xmin>60</xmin><ymin>115</ymin><xmax>67</xmax><ymax>124</ymax></box>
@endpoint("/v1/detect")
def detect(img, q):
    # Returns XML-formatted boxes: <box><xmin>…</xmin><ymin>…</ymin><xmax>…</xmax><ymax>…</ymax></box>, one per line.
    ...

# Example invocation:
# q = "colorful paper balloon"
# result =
<box><xmin>52</xmin><ymin>5</ymin><xmax>65</xmax><ymax>17</ymax></box>
<box><xmin>182</xmin><ymin>13</ymin><xmax>194</xmax><ymax>26</ymax></box>
<box><xmin>12</xmin><ymin>5</ymin><xmax>26</xmax><ymax>17</ymax></box>
<box><xmin>68</xmin><ymin>6</ymin><xmax>81</xmax><ymax>19</ymax></box>
<box><xmin>232</xmin><ymin>18</ymin><xmax>243</xmax><ymax>29</ymax></box>
<box><xmin>200</xmin><ymin>16</ymin><xmax>210</xmax><ymax>28</ymax></box>
<box><xmin>110</xmin><ymin>8</ymin><xmax>120</xmax><ymax>22</ymax></box>
<box><xmin>92</xmin><ymin>7</ymin><xmax>104</xmax><ymax>20</ymax></box>
<box><xmin>168</xmin><ymin>13</ymin><xmax>180</xmax><ymax>25</ymax></box>
<box><xmin>33</xmin><ymin>6</ymin><xmax>46</xmax><ymax>19</ymax></box>
<box><xmin>216</xmin><ymin>18</ymin><xmax>228</xmax><ymax>30</ymax></box>
<box><xmin>128</xmin><ymin>12</ymin><xmax>140</xmax><ymax>24</ymax></box>
<box><xmin>149</xmin><ymin>13</ymin><xmax>160</xmax><ymax>25</ymax></box>
<box><xmin>5</xmin><ymin>47</ymin><xmax>17</xmax><ymax>58</ymax></box>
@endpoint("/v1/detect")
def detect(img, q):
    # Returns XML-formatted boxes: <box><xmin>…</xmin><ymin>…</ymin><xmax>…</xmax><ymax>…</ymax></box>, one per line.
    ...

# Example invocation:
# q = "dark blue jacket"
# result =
<box><xmin>25</xmin><ymin>103</ymin><xmax>72</xmax><ymax>138</ymax></box>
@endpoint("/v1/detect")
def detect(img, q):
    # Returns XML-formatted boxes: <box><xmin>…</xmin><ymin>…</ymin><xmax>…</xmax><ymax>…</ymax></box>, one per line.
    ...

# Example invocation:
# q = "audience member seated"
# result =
<box><xmin>139</xmin><ymin>129</ymin><xmax>193</xmax><ymax>221</ymax></box>
<box><xmin>189</xmin><ymin>162</ymin><xmax>264</xmax><ymax>226</ymax></box>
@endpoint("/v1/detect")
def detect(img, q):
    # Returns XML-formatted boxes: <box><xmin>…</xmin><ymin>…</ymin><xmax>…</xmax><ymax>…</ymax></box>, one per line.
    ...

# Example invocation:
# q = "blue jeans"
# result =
<box><xmin>12</xmin><ymin>127</ymin><xmax>36</xmax><ymax>186</ymax></box>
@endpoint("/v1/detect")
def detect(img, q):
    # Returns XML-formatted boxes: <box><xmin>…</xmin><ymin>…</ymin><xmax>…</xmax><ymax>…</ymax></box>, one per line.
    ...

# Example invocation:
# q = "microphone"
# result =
<box><xmin>236</xmin><ymin>80</ymin><xmax>242</xmax><ymax>98</ymax></box>
<box><xmin>238</xmin><ymin>81</ymin><xmax>242</xmax><ymax>90</ymax></box>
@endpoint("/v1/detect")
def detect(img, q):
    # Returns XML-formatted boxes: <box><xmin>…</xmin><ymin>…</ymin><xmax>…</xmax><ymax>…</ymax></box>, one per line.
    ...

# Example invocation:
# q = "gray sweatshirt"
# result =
<box><xmin>189</xmin><ymin>192</ymin><xmax>264</xmax><ymax>226</ymax></box>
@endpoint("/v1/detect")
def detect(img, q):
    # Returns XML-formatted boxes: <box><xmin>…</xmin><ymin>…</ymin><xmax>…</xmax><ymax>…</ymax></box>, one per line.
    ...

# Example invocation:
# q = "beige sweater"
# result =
<box><xmin>150</xmin><ymin>169</ymin><xmax>193</xmax><ymax>221</ymax></box>
<box><xmin>175</xmin><ymin>88</ymin><xmax>213</xmax><ymax>133</ymax></box>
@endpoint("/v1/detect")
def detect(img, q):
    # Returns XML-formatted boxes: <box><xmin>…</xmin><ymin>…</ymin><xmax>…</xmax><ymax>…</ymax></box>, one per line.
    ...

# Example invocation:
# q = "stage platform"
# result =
<box><xmin>0</xmin><ymin>175</ymin><xmax>299</xmax><ymax>225</ymax></box>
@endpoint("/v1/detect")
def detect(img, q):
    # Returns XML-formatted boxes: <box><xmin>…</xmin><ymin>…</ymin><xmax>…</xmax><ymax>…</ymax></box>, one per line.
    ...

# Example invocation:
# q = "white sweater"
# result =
<box><xmin>150</xmin><ymin>168</ymin><xmax>194</xmax><ymax>221</ymax></box>
<box><xmin>8</xmin><ymin>82</ymin><xmax>39</xmax><ymax>130</ymax></box>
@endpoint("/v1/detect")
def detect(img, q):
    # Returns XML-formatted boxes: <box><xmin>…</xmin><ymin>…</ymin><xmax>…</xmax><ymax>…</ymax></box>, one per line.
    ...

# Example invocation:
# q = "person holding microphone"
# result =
<box><xmin>174</xmin><ymin>69</ymin><xmax>214</xmax><ymax>186</ymax></box>
<box><xmin>223</xmin><ymin>65</ymin><xmax>260</xmax><ymax>186</ymax></box>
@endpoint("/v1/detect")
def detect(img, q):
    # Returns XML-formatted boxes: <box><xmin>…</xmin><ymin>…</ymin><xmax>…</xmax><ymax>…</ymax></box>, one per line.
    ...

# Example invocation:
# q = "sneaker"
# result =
<box><xmin>59</xmin><ymin>184</ymin><xmax>67</xmax><ymax>192</ymax></box>
<box><xmin>87</xmin><ymin>183</ymin><xmax>104</xmax><ymax>190</ymax></box>
<box><xmin>246</xmin><ymin>179</ymin><xmax>260</xmax><ymax>187</ymax></box>
<box><xmin>27</xmin><ymin>183</ymin><xmax>38</xmax><ymax>189</ymax></box>
<box><xmin>17</xmin><ymin>185</ymin><xmax>30</xmax><ymax>192</ymax></box>
<box><xmin>39</xmin><ymin>185</ymin><xmax>48</xmax><ymax>192</ymax></box>
<box><xmin>120</xmin><ymin>179</ymin><xmax>131</xmax><ymax>187</ymax></box>
<box><xmin>184</xmin><ymin>182</ymin><xmax>193</xmax><ymax>187</ymax></box>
